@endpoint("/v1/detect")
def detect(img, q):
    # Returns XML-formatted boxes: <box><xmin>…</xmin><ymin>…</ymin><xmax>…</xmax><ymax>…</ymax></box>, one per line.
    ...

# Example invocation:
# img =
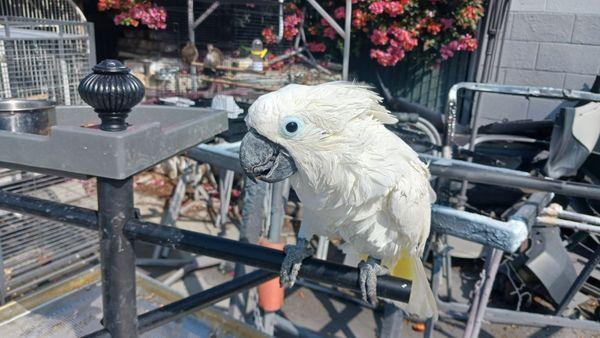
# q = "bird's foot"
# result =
<box><xmin>280</xmin><ymin>238</ymin><xmax>313</xmax><ymax>288</ymax></box>
<box><xmin>358</xmin><ymin>256</ymin><xmax>388</xmax><ymax>306</ymax></box>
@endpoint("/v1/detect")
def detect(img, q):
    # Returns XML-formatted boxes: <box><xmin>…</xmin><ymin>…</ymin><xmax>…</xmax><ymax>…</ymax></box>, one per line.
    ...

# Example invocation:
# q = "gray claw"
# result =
<box><xmin>280</xmin><ymin>238</ymin><xmax>313</xmax><ymax>288</ymax></box>
<box><xmin>358</xmin><ymin>256</ymin><xmax>388</xmax><ymax>306</ymax></box>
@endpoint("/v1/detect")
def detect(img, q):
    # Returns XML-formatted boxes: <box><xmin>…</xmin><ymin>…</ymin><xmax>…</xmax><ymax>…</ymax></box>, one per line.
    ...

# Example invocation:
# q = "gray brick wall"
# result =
<box><xmin>476</xmin><ymin>0</ymin><xmax>600</xmax><ymax>124</ymax></box>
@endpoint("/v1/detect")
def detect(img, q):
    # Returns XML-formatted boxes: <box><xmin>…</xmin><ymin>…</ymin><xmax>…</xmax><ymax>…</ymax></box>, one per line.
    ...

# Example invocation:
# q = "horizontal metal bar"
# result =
<box><xmin>438</xmin><ymin>300</ymin><xmax>600</xmax><ymax>331</ymax></box>
<box><xmin>0</xmin><ymin>190</ymin><xmax>412</xmax><ymax>303</ymax></box>
<box><xmin>189</xmin><ymin>144</ymin><xmax>600</xmax><ymax>201</ymax></box>
<box><xmin>124</xmin><ymin>219</ymin><xmax>411</xmax><ymax>302</ymax></box>
<box><xmin>424</xmin><ymin>155</ymin><xmax>600</xmax><ymax>201</ymax></box>
<box><xmin>187</xmin><ymin>144</ymin><xmax>242</xmax><ymax>173</ymax></box>
<box><xmin>0</xmin><ymin>190</ymin><xmax>97</xmax><ymax>230</ymax></box>
<box><xmin>537</xmin><ymin>216</ymin><xmax>600</xmax><ymax>234</ymax></box>
<box><xmin>83</xmin><ymin>270</ymin><xmax>275</xmax><ymax>338</ymax></box>
<box><xmin>542</xmin><ymin>205</ymin><xmax>600</xmax><ymax>227</ymax></box>
<box><xmin>431</xmin><ymin>205</ymin><xmax>527</xmax><ymax>252</ymax></box>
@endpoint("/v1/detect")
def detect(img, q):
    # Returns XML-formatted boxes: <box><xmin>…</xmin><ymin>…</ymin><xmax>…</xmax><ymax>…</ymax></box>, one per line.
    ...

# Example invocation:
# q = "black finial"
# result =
<box><xmin>78</xmin><ymin>59</ymin><xmax>145</xmax><ymax>132</ymax></box>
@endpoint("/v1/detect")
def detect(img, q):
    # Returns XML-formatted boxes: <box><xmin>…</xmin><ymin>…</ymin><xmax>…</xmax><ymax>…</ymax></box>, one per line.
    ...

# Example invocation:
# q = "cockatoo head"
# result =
<box><xmin>239</xmin><ymin>81</ymin><xmax>397</xmax><ymax>183</ymax></box>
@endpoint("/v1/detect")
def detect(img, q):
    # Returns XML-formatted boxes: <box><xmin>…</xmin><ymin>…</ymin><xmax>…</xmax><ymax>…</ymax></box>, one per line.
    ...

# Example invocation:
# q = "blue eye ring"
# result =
<box><xmin>281</xmin><ymin>116</ymin><xmax>303</xmax><ymax>138</ymax></box>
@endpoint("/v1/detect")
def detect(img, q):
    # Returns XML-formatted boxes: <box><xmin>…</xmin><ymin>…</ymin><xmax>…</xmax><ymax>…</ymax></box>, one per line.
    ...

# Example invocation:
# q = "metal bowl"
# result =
<box><xmin>0</xmin><ymin>99</ymin><xmax>56</xmax><ymax>135</ymax></box>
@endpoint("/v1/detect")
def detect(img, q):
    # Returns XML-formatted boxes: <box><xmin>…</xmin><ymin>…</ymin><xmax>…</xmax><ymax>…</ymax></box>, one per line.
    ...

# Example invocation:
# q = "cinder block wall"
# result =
<box><xmin>476</xmin><ymin>0</ymin><xmax>600</xmax><ymax>125</ymax></box>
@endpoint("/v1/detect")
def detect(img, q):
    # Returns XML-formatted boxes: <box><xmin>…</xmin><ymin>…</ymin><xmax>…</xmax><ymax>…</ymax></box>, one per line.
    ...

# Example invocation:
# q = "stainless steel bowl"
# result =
<box><xmin>0</xmin><ymin>99</ymin><xmax>56</xmax><ymax>135</ymax></box>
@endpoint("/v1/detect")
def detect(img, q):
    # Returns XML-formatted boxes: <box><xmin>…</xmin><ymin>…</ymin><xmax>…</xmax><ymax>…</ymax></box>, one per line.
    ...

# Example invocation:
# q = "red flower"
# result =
<box><xmin>334</xmin><ymin>6</ymin><xmax>346</xmax><ymax>19</ymax></box>
<box><xmin>389</xmin><ymin>26</ymin><xmax>418</xmax><ymax>51</ymax></box>
<box><xmin>426</xmin><ymin>22</ymin><xmax>442</xmax><ymax>35</ymax></box>
<box><xmin>370</xmin><ymin>28</ymin><xmax>388</xmax><ymax>46</ymax></box>
<box><xmin>459</xmin><ymin>34</ymin><xmax>478</xmax><ymax>51</ymax></box>
<box><xmin>368</xmin><ymin>2</ymin><xmax>385</xmax><ymax>15</ymax></box>
<box><xmin>307</xmin><ymin>42</ymin><xmax>327</xmax><ymax>53</ymax></box>
<box><xmin>323</xmin><ymin>26</ymin><xmax>337</xmax><ymax>39</ymax></box>
<box><xmin>384</xmin><ymin>1</ymin><xmax>405</xmax><ymax>18</ymax></box>
<box><xmin>262</xmin><ymin>27</ymin><xmax>277</xmax><ymax>44</ymax></box>
<box><xmin>284</xmin><ymin>26</ymin><xmax>299</xmax><ymax>41</ymax></box>
<box><xmin>308</xmin><ymin>26</ymin><xmax>319</xmax><ymax>35</ymax></box>
<box><xmin>352</xmin><ymin>9</ymin><xmax>367</xmax><ymax>29</ymax></box>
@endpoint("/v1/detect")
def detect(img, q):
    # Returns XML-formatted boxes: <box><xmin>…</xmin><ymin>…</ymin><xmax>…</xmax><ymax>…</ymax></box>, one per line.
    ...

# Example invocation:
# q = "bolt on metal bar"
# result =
<box><xmin>123</xmin><ymin>218</ymin><xmax>412</xmax><ymax>303</ymax></box>
<box><xmin>97</xmin><ymin>177</ymin><xmax>138</xmax><ymax>338</ymax></box>
<box><xmin>83</xmin><ymin>270</ymin><xmax>276</xmax><ymax>338</ymax></box>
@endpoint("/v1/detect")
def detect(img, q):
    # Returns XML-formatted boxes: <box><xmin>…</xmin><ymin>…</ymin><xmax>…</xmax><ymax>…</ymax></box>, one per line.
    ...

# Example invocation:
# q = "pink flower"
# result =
<box><xmin>283</xmin><ymin>26</ymin><xmax>299</xmax><ymax>40</ymax></box>
<box><xmin>334</xmin><ymin>6</ymin><xmax>346</xmax><ymax>19</ymax></box>
<box><xmin>388</xmin><ymin>27</ymin><xmax>418</xmax><ymax>51</ymax></box>
<box><xmin>370</xmin><ymin>46</ymin><xmax>404</xmax><ymax>67</ymax></box>
<box><xmin>323</xmin><ymin>26</ymin><xmax>337</xmax><ymax>39</ymax></box>
<box><xmin>320</xmin><ymin>18</ymin><xmax>330</xmax><ymax>26</ymax></box>
<box><xmin>440</xmin><ymin>18</ymin><xmax>455</xmax><ymax>30</ymax></box>
<box><xmin>439</xmin><ymin>45</ymin><xmax>452</xmax><ymax>60</ymax></box>
<box><xmin>370</xmin><ymin>28</ymin><xmax>389</xmax><ymax>46</ymax></box>
<box><xmin>307</xmin><ymin>42</ymin><xmax>327</xmax><ymax>53</ymax></box>
<box><xmin>352</xmin><ymin>9</ymin><xmax>367</xmax><ymax>29</ymax></box>
<box><xmin>458</xmin><ymin>34</ymin><xmax>478</xmax><ymax>51</ymax></box>
<box><xmin>284</xmin><ymin>14</ymin><xmax>302</xmax><ymax>27</ymax></box>
<box><xmin>368</xmin><ymin>2</ymin><xmax>385</xmax><ymax>15</ymax></box>
<box><xmin>384</xmin><ymin>1</ymin><xmax>405</xmax><ymax>17</ymax></box>
<box><xmin>262</xmin><ymin>27</ymin><xmax>277</xmax><ymax>44</ymax></box>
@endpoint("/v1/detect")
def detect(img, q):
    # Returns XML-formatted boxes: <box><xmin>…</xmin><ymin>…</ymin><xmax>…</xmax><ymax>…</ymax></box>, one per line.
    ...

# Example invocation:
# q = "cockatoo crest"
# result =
<box><xmin>246</xmin><ymin>81</ymin><xmax>397</xmax><ymax>143</ymax></box>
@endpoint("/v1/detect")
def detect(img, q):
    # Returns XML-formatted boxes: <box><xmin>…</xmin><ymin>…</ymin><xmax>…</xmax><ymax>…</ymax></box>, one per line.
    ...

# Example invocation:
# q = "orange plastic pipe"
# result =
<box><xmin>257</xmin><ymin>237</ymin><xmax>285</xmax><ymax>312</ymax></box>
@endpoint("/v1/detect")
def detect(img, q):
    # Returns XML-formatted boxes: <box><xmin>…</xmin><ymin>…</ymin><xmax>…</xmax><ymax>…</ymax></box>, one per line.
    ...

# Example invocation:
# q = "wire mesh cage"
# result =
<box><xmin>0</xmin><ymin>0</ymin><xmax>95</xmax><ymax>104</ymax></box>
<box><xmin>0</xmin><ymin>1</ymin><xmax>98</xmax><ymax>304</ymax></box>
<box><xmin>163</xmin><ymin>0</ymin><xmax>293</xmax><ymax>54</ymax></box>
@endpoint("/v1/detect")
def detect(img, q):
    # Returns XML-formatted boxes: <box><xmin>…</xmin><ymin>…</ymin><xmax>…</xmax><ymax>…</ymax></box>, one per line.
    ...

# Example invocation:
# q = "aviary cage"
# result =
<box><xmin>0</xmin><ymin>0</ymin><xmax>98</xmax><ymax>305</ymax></box>
<box><xmin>0</xmin><ymin>0</ymin><xmax>95</xmax><ymax>104</ymax></box>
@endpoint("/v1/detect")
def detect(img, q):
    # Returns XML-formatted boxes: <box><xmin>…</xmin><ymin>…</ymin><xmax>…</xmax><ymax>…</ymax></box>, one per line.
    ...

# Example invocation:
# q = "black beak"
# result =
<box><xmin>239</xmin><ymin>129</ymin><xmax>297</xmax><ymax>183</ymax></box>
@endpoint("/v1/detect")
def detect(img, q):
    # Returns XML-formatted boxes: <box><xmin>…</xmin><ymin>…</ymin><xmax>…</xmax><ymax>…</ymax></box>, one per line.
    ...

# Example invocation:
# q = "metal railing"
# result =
<box><xmin>0</xmin><ymin>185</ymin><xmax>412</xmax><ymax>337</ymax></box>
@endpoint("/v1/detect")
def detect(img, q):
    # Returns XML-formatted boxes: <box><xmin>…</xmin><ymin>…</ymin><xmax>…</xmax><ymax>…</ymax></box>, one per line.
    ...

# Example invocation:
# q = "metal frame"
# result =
<box><xmin>0</xmin><ymin>187</ymin><xmax>412</xmax><ymax>337</ymax></box>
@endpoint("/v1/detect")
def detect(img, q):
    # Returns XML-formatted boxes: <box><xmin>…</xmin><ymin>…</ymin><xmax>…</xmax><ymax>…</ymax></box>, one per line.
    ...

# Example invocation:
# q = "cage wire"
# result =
<box><xmin>0</xmin><ymin>0</ymin><xmax>94</xmax><ymax>104</ymax></box>
<box><xmin>0</xmin><ymin>0</ymin><xmax>98</xmax><ymax>305</ymax></box>
<box><xmin>163</xmin><ymin>0</ymin><xmax>293</xmax><ymax>55</ymax></box>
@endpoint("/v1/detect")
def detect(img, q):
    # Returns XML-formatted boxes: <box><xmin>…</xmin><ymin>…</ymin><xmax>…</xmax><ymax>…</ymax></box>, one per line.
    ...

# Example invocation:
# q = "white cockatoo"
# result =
<box><xmin>239</xmin><ymin>82</ymin><xmax>437</xmax><ymax>319</ymax></box>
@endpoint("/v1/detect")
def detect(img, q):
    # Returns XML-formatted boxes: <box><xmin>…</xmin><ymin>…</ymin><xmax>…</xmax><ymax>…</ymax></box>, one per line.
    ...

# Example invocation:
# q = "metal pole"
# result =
<box><xmin>97</xmin><ymin>177</ymin><xmax>138</xmax><ymax>338</ymax></box>
<box><xmin>0</xmin><ymin>239</ymin><xmax>5</xmax><ymax>305</ymax></box>
<box><xmin>342</xmin><ymin>0</ymin><xmax>351</xmax><ymax>81</ymax></box>
<box><xmin>268</xmin><ymin>179</ymin><xmax>289</xmax><ymax>242</ymax></box>
<box><xmin>537</xmin><ymin>216</ymin><xmax>600</xmax><ymax>235</ymax></box>
<box><xmin>187</xmin><ymin>0</ymin><xmax>195</xmax><ymax>43</ymax></box>
<box><xmin>469</xmin><ymin>248</ymin><xmax>503</xmax><ymax>338</ymax></box>
<box><xmin>542</xmin><ymin>206</ymin><xmax>600</xmax><ymax>226</ymax></box>
<box><xmin>124</xmin><ymin>218</ymin><xmax>412</xmax><ymax>302</ymax></box>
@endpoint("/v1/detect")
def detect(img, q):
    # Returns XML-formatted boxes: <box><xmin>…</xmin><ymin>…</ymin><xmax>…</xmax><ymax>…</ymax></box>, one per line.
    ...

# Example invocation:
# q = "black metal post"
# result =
<box><xmin>83</xmin><ymin>270</ymin><xmax>276</xmax><ymax>338</ymax></box>
<box><xmin>97</xmin><ymin>177</ymin><xmax>138</xmax><ymax>338</ymax></box>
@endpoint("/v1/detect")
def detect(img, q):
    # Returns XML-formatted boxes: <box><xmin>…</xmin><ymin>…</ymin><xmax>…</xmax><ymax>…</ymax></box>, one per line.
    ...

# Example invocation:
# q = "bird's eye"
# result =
<box><xmin>281</xmin><ymin>116</ymin><xmax>303</xmax><ymax>138</ymax></box>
